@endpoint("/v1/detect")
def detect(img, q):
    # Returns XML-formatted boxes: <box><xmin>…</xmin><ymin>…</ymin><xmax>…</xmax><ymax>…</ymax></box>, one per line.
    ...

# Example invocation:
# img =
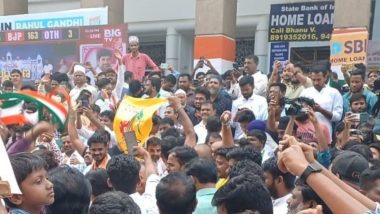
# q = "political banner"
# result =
<box><xmin>0</xmin><ymin>7</ymin><xmax>108</xmax><ymax>31</ymax></box>
<box><xmin>330</xmin><ymin>28</ymin><xmax>368</xmax><ymax>66</ymax></box>
<box><xmin>114</xmin><ymin>96</ymin><xmax>168</xmax><ymax>154</ymax></box>
<box><xmin>269</xmin><ymin>42</ymin><xmax>289</xmax><ymax>70</ymax></box>
<box><xmin>0</xmin><ymin>24</ymin><xmax>128</xmax><ymax>80</ymax></box>
<box><xmin>269</xmin><ymin>1</ymin><xmax>334</xmax><ymax>42</ymax></box>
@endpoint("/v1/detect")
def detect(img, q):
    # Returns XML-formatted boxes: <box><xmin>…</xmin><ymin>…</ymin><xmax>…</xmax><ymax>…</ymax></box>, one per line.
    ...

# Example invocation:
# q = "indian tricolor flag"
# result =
<box><xmin>0</xmin><ymin>90</ymin><xmax>68</xmax><ymax>130</ymax></box>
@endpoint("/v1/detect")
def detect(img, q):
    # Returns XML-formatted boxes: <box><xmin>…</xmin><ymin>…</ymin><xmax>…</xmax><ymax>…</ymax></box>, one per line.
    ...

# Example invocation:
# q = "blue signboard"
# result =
<box><xmin>269</xmin><ymin>1</ymin><xmax>334</xmax><ymax>42</ymax></box>
<box><xmin>269</xmin><ymin>42</ymin><xmax>289</xmax><ymax>71</ymax></box>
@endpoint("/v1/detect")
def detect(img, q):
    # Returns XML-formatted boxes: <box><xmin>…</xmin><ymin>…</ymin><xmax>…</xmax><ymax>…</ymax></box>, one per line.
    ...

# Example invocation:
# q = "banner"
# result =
<box><xmin>0</xmin><ymin>24</ymin><xmax>128</xmax><ymax>80</ymax></box>
<box><xmin>0</xmin><ymin>7</ymin><xmax>108</xmax><ymax>31</ymax></box>
<box><xmin>269</xmin><ymin>42</ymin><xmax>289</xmax><ymax>69</ymax></box>
<box><xmin>330</xmin><ymin>28</ymin><xmax>368</xmax><ymax>66</ymax></box>
<box><xmin>269</xmin><ymin>1</ymin><xmax>334</xmax><ymax>42</ymax></box>
<box><xmin>114</xmin><ymin>96</ymin><xmax>168</xmax><ymax>153</ymax></box>
<box><xmin>368</xmin><ymin>40</ymin><xmax>380</xmax><ymax>73</ymax></box>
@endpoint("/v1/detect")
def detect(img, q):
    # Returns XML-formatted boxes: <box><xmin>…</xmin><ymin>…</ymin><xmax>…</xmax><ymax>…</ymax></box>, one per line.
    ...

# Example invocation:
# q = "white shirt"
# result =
<box><xmin>232</xmin><ymin>93</ymin><xmax>268</xmax><ymax>139</ymax></box>
<box><xmin>69</xmin><ymin>83</ymin><xmax>97</xmax><ymax>106</ymax></box>
<box><xmin>273</xmin><ymin>194</ymin><xmax>291</xmax><ymax>214</ymax></box>
<box><xmin>252</xmin><ymin>71</ymin><xmax>268</xmax><ymax>97</ymax></box>
<box><xmin>130</xmin><ymin>174</ymin><xmax>160</xmax><ymax>214</ymax></box>
<box><xmin>300</xmin><ymin>86</ymin><xmax>343</xmax><ymax>138</ymax></box>
<box><xmin>43</xmin><ymin>64</ymin><xmax>53</xmax><ymax>74</ymax></box>
<box><xmin>194</xmin><ymin>121</ymin><xmax>208</xmax><ymax>144</ymax></box>
<box><xmin>61</xmin><ymin>150</ymin><xmax>86</xmax><ymax>173</ymax></box>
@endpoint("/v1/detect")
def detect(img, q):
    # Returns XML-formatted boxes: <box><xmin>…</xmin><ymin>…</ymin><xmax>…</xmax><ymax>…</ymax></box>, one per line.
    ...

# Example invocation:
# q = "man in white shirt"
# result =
<box><xmin>262</xmin><ymin>157</ymin><xmax>295</xmax><ymax>214</ymax></box>
<box><xmin>194</xmin><ymin>101</ymin><xmax>217</xmax><ymax>144</ymax></box>
<box><xmin>107</xmin><ymin>149</ymin><xmax>160</xmax><ymax>214</ymax></box>
<box><xmin>60</xmin><ymin>133</ymin><xmax>86</xmax><ymax>173</ymax></box>
<box><xmin>244</xmin><ymin>54</ymin><xmax>268</xmax><ymax>97</ymax></box>
<box><xmin>300</xmin><ymin>63</ymin><xmax>343</xmax><ymax>139</ymax></box>
<box><xmin>69</xmin><ymin>65</ymin><xmax>97</xmax><ymax>106</ymax></box>
<box><xmin>232</xmin><ymin>75</ymin><xmax>268</xmax><ymax>139</ymax></box>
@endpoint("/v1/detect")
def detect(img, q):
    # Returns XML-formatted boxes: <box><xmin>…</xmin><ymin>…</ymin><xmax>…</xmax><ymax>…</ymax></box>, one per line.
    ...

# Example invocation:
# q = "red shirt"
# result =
<box><xmin>122</xmin><ymin>52</ymin><xmax>159</xmax><ymax>81</ymax></box>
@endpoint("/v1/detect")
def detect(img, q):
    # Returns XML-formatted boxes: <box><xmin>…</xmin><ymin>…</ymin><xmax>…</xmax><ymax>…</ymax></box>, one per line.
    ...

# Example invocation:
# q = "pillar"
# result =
<box><xmin>81</xmin><ymin>0</ymin><xmax>124</xmax><ymax>24</ymax></box>
<box><xmin>166</xmin><ymin>27</ymin><xmax>179</xmax><ymax>70</ymax></box>
<box><xmin>0</xmin><ymin>0</ymin><xmax>27</xmax><ymax>16</ymax></box>
<box><xmin>194</xmin><ymin>0</ymin><xmax>237</xmax><ymax>74</ymax></box>
<box><xmin>254</xmin><ymin>15</ymin><xmax>269</xmax><ymax>74</ymax></box>
<box><xmin>372</xmin><ymin>0</ymin><xmax>380</xmax><ymax>39</ymax></box>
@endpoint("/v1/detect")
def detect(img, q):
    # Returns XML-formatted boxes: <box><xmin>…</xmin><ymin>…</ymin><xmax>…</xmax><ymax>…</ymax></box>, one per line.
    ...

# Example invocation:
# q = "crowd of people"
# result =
<box><xmin>1</xmin><ymin>35</ymin><xmax>380</xmax><ymax>214</ymax></box>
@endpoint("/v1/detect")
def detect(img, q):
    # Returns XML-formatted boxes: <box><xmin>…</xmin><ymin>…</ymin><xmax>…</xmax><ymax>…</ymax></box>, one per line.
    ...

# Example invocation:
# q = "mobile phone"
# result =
<box><xmin>81</xmin><ymin>99</ymin><xmax>89</xmax><ymax>108</ymax></box>
<box><xmin>349</xmin><ymin>129</ymin><xmax>361</xmax><ymax>136</ymax></box>
<box><xmin>351</xmin><ymin>113</ymin><xmax>360</xmax><ymax>122</ymax></box>
<box><xmin>160</xmin><ymin>63</ymin><xmax>169</xmax><ymax>70</ymax></box>
<box><xmin>360</xmin><ymin>113</ymin><xmax>369</xmax><ymax>123</ymax></box>
<box><xmin>124</xmin><ymin>131</ymin><xmax>139</xmax><ymax>155</ymax></box>
<box><xmin>278</xmin><ymin>60</ymin><xmax>288</xmax><ymax>75</ymax></box>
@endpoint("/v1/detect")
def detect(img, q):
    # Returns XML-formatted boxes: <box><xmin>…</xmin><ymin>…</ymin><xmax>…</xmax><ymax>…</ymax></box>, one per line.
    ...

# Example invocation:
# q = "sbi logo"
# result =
<box><xmin>330</xmin><ymin>40</ymin><xmax>368</xmax><ymax>55</ymax></box>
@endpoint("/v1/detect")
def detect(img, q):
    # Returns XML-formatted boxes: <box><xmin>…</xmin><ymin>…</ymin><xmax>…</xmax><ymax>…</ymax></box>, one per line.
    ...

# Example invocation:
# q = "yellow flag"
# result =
<box><xmin>113</xmin><ymin>96</ymin><xmax>168</xmax><ymax>153</ymax></box>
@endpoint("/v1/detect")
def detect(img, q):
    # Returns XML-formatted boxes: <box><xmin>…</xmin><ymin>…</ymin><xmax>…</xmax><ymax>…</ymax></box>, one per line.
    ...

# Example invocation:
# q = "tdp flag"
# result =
<box><xmin>114</xmin><ymin>96</ymin><xmax>168</xmax><ymax>153</ymax></box>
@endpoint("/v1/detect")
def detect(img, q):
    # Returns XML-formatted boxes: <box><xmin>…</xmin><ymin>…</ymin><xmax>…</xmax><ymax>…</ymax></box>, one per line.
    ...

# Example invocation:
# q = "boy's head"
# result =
<box><xmin>2</xmin><ymin>80</ymin><xmax>13</xmax><ymax>93</ymax></box>
<box><xmin>87</xmin><ymin>131</ymin><xmax>110</xmax><ymax>164</ymax></box>
<box><xmin>146</xmin><ymin>137</ymin><xmax>162</xmax><ymax>162</ymax></box>
<box><xmin>350</xmin><ymin>93</ymin><xmax>367</xmax><ymax>113</ymax></box>
<box><xmin>246</xmin><ymin>129</ymin><xmax>267</xmax><ymax>152</ymax></box>
<box><xmin>7</xmin><ymin>153</ymin><xmax>54</xmax><ymax>211</ymax></box>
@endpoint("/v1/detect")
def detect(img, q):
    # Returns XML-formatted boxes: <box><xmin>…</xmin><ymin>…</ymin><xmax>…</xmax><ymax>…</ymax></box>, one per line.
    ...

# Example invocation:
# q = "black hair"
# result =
<box><xmin>310</xmin><ymin>62</ymin><xmax>329</xmax><ymax>76</ymax></box>
<box><xmin>222</xmin><ymin>70</ymin><xmax>233</xmax><ymax>80</ymax></box>
<box><xmin>345</xmin><ymin>144</ymin><xmax>372</xmax><ymax>161</ymax></box>
<box><xmin>247</xmin><ymin>129</ymin><xmax>267</xmax><ymax>145</ymax></box>
<box><xmin>179</xmin><ymin>73</ymin><xmax>192</xmax><ymax>81</ymax></box>
<box><xmin>52</xmin><ymin>72</ymin><xmax>69</xmax><ymax>83</ymax></box>
<box><xmin>10</xmin><ymin>69</ymin><xmax>22</xmax><ymax>75</ymax></box>
<box><xmin>97</xmin><ymin>78</ymin><xmax>112</xmax><ymax>89</ymax></box>
<box><xmin>161</xmin><ymin>127</ymin><xmax>181</xmax><ymax>138</ymax></box>
<box><xmin>269</xmin><ymin>82</ymin><xmax>287</xmax><ymax>94</ymax></box>
<box><xmin>106</xmin><ymin>154</ymin><xmax>140</xmax><ymax>194</ymax></box>
<box><xmin>239</xmin><ymin>75</ymin><xmax>254</xmax><ymax>87</ymax></box>
<box><xmin>156</xmin><ymin>172</ymin><xmax>197</xmax><ymax>214</ymax></box>
<box><xmin>226</xmin><ymin>146</ymin><xmax>262</xmax><ymax>165</ymax></box>
<box><xmin>146</xmin><ymin>136</ymin><xmax>162</xmax><ymax>148</ymax></box>
<box><xmin>214</xmin><ymin>147</ymin><xmax>233</xmax><ymax>158</ymax></box>
<box><xmin>351</xmin><ymin>69</ymin><xmax>366</xmax><ymax>80</ymax></box>
<box><xmin>169</xmin><ymin>146</ymin><xmax>198</xmax><ymax>166</ymax></box>
<box><xmin>99</xmin><ymin>110</ymin><xmax>115</xmax><ymax>122</ymax></box>
<box><xmin>124</xmin><ymin>71</ymin><xmax>133</xmax><ymax>82</ymax></box>
<box><xmin>262</xmin><ymin>157</ymin><xmax>296</xmax><ymax>190</ymax></box>
<box><xmin>97</xmin><ymin>48</ymin><xmax>112</xmax><ymax>61</ymax></box>
<box><xmin>152</xmin><ymin>115</ymin><xmax>161</xmax><ymax>126</ymax></box>
<box><xmin>32</xmin><ymin>149</ymin><xmax>59</xmax><ymax>171</ymax></box>
<box><xmin>185</xmin><ymin>158</ymin><xmax>218</xmax><ymax>184</ymax></box>
<box><xmin>236</xmin><ymin>109</ymin><xmax>256</xmax><ymax>123</ymax></box>
<box><xmin>194</xmin><ymin>87</ymin><xmax>210</xmax><ymax>100</ymax></box>
<box><xmin>20</xmin><ymin>84</ymin><xmax>36</xmax><ymax>91</ymax></box>
<box><xmin>229</xmin><ymin>159</ymin><xmax>264</xmax><ymax>181</ymax></box>
<box><xmin>350</xmin><ymin>93</ymin><xmax>367</xmax><ymax>105</ymax></box>
<box><xmin>148</xmin><ymin>77</ymin><xmax>161</xmax><ymax>92</ymax></box>
<box><xmin>164</xmin><ymin>74</ymin><xmax>177</xmax><ymax>86</ymax></box>
<box><xmin>360</xmin><ymin>166</ymin><xmax>380</xmax><ymax>191</ymax></box>
<box><xmin>201</xmin><ymin>101</ymin><xmax>216</xmax><ymax>110</ymax></box>
<box><xmin>46</xmin><ymin>166</ymin><xmax>91</xmax><ymax>214</ymax></box>
<box><xmin>206</xmin><ymin>116</ymin><xmax>222</xmax><ymax>133</ymax></box>
<box><xmin>90</xmin><ymin>104</ymin><xmax>101</xmax><ymax>114</ymax></box>
<box><xmin>160</xmin><ymin>117</ymin><xmax>175</xmax><ymax>126</ymax></box>
<box><xmin>161</xmin><ymin>136</ymin><xmax>182</xmax><ymax>160</ymax></box>
<box><xmin>129</xmin><ymin>80</ymin><xmax>142</xmax><ymax>97</ymax></box>
<box><xmin>9</xmin><ymin>153</ymin><xmax>47</xmax><ymax>186</ymax></box>
<box><xmin>89</xmin><ymin>191</ymin><xmax>141</xmax><ymax>214</ymax></box>
<box><xmin>205</xmin><ymin>132</ymin><xmax>222</xmax><ymax>145</ymax></box>
<box><xmin>85</xmin><ymin>169</ymin><xmax>112</xmax><ymax>197</ymax></box>
<box><xmin>2</xmin><ymin>80</ymin><xmax>13</xmax><ymax>88</ymax></box>
<box><xmin>245</xmin><ymin>54</ymin><xmax>259</xmax><ymax>65</ymax></box>
<box><xmin>212</xmin><ymin>173</ymin><xmax>272</xmax><ymax>214</ymax></box>
<box><xmin>195</xmin><ymin>72</ymin><xmax>206</xmax><ymax>79</ymax></box>
<box><xmin>295</xmin><ymin>180</ymin><xmax>333</xmax><ymax>214</ymax></box>
<box><xmin>87</xmin><ymin>130</ymin><xmax>110</xmax><ymax>147</ymax></box>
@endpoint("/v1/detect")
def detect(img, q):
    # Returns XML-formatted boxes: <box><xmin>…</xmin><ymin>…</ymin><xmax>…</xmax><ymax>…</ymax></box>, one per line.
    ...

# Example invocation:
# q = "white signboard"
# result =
<box><xmin>0</xmin><ymin>7</ymin><xmax>108</xmax><ymax>31</ymax></box>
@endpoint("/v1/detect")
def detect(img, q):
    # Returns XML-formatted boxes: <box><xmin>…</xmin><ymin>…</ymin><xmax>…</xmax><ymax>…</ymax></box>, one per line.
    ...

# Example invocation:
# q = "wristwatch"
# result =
<box><xmin>300</xmin><ymin>162</ymin><xmax>322</xmax><ymax>182</ymax></box>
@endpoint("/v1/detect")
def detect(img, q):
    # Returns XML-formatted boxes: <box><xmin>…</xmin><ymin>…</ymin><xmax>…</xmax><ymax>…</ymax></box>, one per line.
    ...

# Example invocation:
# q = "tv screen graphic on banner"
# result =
<box><xmin>0</xmin><ymin>24</ymin><xmax>128</xmax><ymax>81</ymax></box>
<box><xmin>269</xmin><ymin>1</ymin><xmax>334</xmax><ymax>42</ymax></box>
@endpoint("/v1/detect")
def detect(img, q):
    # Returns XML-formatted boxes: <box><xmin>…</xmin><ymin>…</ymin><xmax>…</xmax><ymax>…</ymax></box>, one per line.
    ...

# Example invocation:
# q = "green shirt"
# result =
<box><xmin>194</xmin><ymin>188</ymin><xmax>217</xmax><ymax>214</ymax></box>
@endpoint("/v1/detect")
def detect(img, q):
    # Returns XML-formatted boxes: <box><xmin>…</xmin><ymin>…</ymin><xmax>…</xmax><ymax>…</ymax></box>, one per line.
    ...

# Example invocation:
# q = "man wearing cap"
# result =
<box><xmin>122</xmin><ymin>36</ymin><xmax>160</xmax><ymax>82</ymax></box>
<box><xmin>331</xmin><ymin>151</ymin><xmax>369</xmax><ymax>189</ymax></box>
<box><xmin>175</xmin><ymin>89</ymin><xmax>198</xmax><ymax>125</ymax></box>
<box><xmin>69</xmin><ymin>64</ymin><xmax>97</xmax><ymax>106</ymax></box>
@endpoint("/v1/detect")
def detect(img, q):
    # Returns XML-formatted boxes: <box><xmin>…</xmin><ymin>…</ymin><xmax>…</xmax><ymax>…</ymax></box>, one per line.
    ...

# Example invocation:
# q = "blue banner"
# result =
<box><xmin>269</xmin><ymin>1</ymin><xmax>334</xmax><ymax>42</ymax></box>
<box><xmin>269</xmin><ymin>42</ymin><xmax>289</xmax><ymax>72</ymax></box>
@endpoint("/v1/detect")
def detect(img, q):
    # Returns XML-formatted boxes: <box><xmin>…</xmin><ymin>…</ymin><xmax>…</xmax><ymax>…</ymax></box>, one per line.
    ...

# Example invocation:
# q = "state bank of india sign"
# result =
<box><xmin>269</xmin><ymin>2</ymin><xmax>334</xmax><ymax>42</ymax></box>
